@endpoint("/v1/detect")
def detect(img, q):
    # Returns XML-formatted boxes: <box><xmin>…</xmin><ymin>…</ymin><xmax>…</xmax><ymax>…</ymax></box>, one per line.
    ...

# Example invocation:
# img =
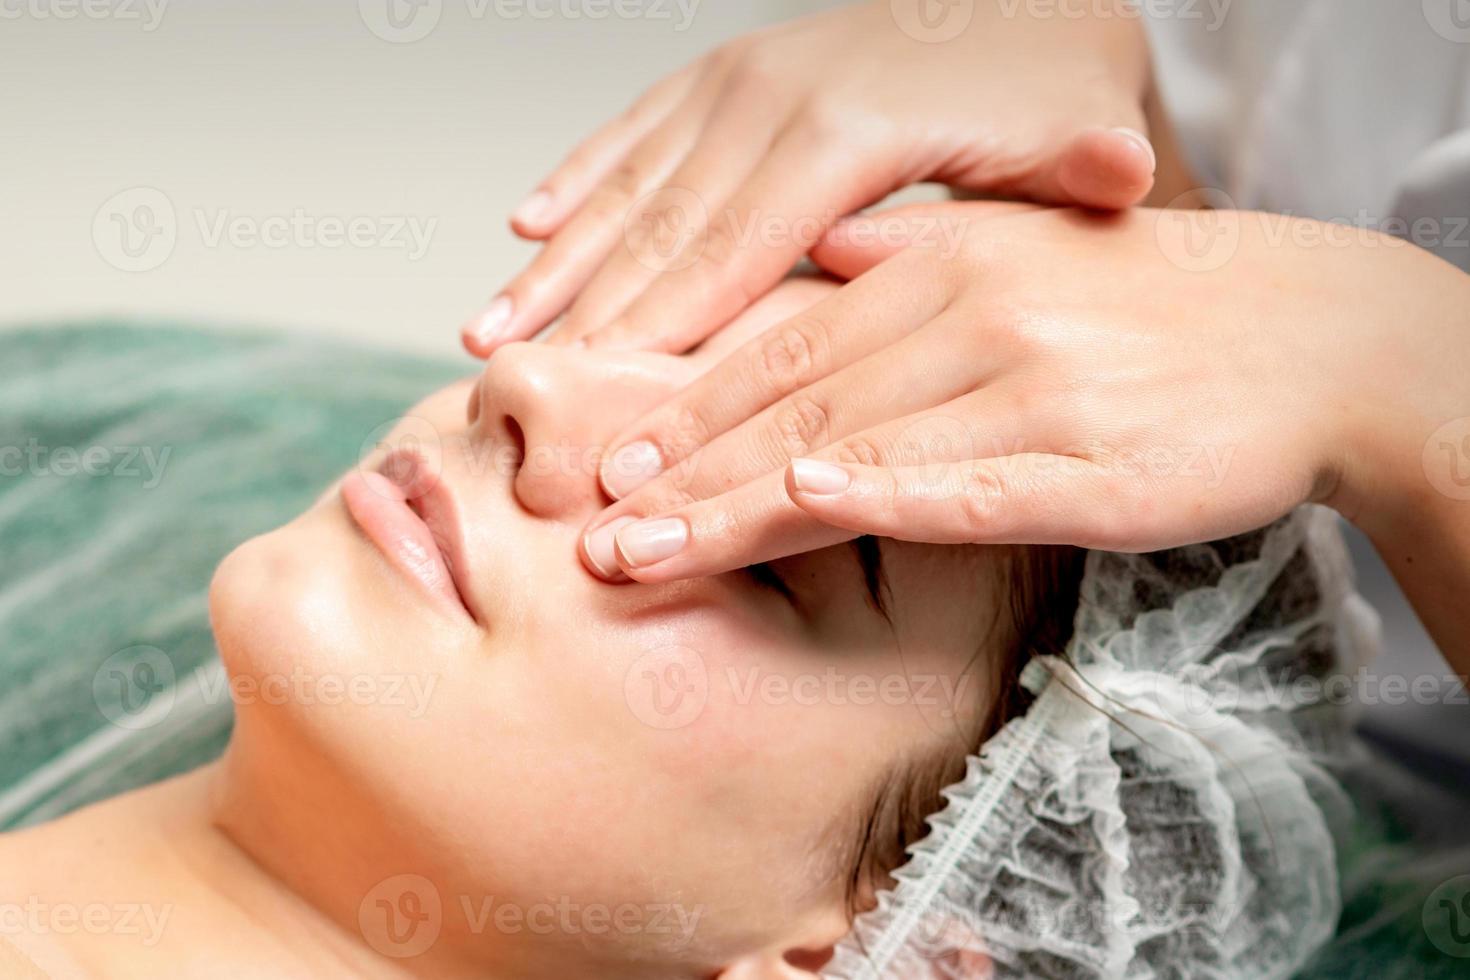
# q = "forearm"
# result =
<box><xmin>1365</xmin><ymin>487</ymin><xmax>1470</xmax><ymax>678</ymax></box>
<box><xmin>1342</xmin><ymin>262</ymin><xmax>1470</xmax><ymax>678</ymax></box>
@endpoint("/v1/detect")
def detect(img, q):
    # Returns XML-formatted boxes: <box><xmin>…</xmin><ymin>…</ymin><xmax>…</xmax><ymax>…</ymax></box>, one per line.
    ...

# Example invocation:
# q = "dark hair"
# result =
<box><xmin>843</xmin><ymin>539</ymin><xmax>1087</xmax><ymax>914</ymax></box>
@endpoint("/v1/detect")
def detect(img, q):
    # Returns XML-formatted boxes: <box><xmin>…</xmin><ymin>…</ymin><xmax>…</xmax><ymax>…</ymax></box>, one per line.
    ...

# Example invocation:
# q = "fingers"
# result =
<box><xmin>573</xmin><ymin>121</ymin><xmax>897</xmax><ymax>353</ymax></box>
<box><xmin>580</xmin><ymin>468</ymin><xmax>859</xmax><ymax>584</ymax></box>
<box><xmin>621</xmin><ymin>313</ymin><xmax>994</xmax><ymax>506</ymax></box>
<box><xmin>547</xmin><ymin>79</ymin><xmax>796</xmax><ymax>347</ymax></box>
<box><xmin>462</xmin><ymin>75</ymin><xmax>723</xmax><ymax>357</ymax></box>
<box><xmin>597</xmin><ymin>251</ymin><xmax>952</xmax><ymax>499</ymax></box>
<box><xmin>785</xmin><ymin>453</ymin><xmax>1113</xmax><ymax>547</ymax></box>
<box><xmin>509</xmin><ymin>63</ymin><xmax>702</xmax><ymax>240</ymax></box>
<box><xmin>583</xmin><ymin>392</ymin><xmax>1046</xmax><ymax>583</ymax></box>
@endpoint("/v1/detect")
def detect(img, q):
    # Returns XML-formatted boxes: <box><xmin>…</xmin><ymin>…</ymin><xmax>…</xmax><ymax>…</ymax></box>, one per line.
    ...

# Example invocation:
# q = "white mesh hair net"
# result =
<box><xmin>825</xmin><ymin>506</ymin><xmax>1378</xmax><ymax>980</ymax></box>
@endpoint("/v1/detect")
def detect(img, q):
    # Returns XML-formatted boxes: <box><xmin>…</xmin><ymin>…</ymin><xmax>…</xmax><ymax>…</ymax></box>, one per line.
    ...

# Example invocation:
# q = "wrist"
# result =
<box><xmin>1327</xmin><ymin>257</ymin><xmax>1470</xmax><ymax>541</ymax></box>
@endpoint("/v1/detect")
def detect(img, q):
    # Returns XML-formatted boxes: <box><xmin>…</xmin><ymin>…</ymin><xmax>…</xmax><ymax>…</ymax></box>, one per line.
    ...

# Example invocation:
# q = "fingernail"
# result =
<box><xmin>513</xmin><ymin>189</ymin><xmax>553</xmax><ymax>228</ymax></box>
<box><xmin>603</xmin><ymin>441</ymin><xmax>664</xmax><ymax>499</ymax></box>
<box><xmin>583</xmin><ymin>516</ymin><xmax>637</xmax><ymax>581</ymax></box>
<box><xmin>790</xmin><ymin>458</ymin><xmax>851</xmax><ymax>496</ymax></box>
<box><xmin>614</xmin><ymin>518</ymin><xmax>689</xmax><ymax>569</ymax></box>
<box><xmin>1110</xmin><ymin>127</ymin><xmax>1157</xmax><ymax>175</ymax></box>
<box><xmin>465</xmin><ymin>295</ymin><xmax>514</xmax><ymax>350</ymax></box>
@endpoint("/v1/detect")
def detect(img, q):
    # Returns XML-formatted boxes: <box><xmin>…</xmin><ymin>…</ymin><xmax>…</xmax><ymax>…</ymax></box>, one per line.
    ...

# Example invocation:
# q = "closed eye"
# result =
<box><xmin>745</xmin><ymin>561</ymin><xmax>799</xmax><ymax>609</ymax></box>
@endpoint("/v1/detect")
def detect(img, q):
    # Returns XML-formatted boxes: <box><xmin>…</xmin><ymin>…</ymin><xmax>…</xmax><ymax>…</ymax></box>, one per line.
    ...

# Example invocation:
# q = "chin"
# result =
<box><xmin>209</xmin><ymin>507</ymin><xmax>357</xmax><ymax>685</ymax></box>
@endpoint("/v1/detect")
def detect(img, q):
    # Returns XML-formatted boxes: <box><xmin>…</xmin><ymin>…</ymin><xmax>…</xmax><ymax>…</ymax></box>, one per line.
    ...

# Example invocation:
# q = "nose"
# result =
<box><xmin>468</xmin><ymin>343</ymin><xmax>695</xmax><ymax>520</ymax></box>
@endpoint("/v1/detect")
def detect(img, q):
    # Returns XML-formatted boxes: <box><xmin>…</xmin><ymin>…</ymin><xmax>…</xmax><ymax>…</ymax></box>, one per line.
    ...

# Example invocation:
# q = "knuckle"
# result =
<box><xmin>754</xmin><ymin>316</ymin><xmax>827</xmax><ymax>394</ymax></box>
<box><xmin>695</xmin><ymin>217</ymin><xmax>741</xmax><ymax>271</ymax></box>
<box><xmin>625</xmin><ymin>480</ymin><xmax>699</xmax><ymax>519</ymax></box>
<box><xmin>708</xmin><ymin>40</ymin><xmax>753</xmax><ymax>76</ymax></box>
<box><xmin>794</xmin><ymin>97</ymin><xmax>850</xmax><ymax>144</ymax></box>
<box><xmin>606</xmin><ymin>160</ymin><xmax>644</xmax><ymax>199</ymax></box>
<box><xmin>833</xmin><ymin>435</ymin><xmax>888</xmax><ymax>469</ymax></box>
<box><xmin>652</xmin><ymin>403</ymin><xmax>714</xmax><ymax>463</ymax></box>
<box><xmin>727</xmin><ymin>50</ymin><xmax>783</xmax><ymax>96</ymax></box>
<box><xmin>769</xmin><ymin>394</ymin><xmax>832</xmax><ymax>459</ymax></box>
<box><xmin>959</xmin><ymin>466</ymin><xmax>1011</xmax><ymax>533</ymax></box>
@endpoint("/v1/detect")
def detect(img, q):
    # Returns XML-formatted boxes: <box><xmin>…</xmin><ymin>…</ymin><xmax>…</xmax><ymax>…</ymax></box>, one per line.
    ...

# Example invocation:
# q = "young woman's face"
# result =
<box><xmin>209</xmin><ymin>282</ymin><xmax>1009</xmax><ymax>978</ymax></box>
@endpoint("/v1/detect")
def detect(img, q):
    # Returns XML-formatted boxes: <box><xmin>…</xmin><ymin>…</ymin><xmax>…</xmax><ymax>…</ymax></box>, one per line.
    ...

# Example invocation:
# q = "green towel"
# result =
<box><xmin>0</xmin><ymin>322</ymin><xmax>463</xmax><ymax>827</ymax></box>
<box><xmin>1</xmin><ymin>322</ymin><xmax>1465</xmax><ymax>975</ymax></box>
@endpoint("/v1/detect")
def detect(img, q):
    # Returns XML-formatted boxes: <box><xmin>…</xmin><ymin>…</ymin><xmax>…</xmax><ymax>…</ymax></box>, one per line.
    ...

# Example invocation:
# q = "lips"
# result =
<box><xmin>341</xmin><ymin>451</ymin><xmax>479</xmax><ymax>624</ymax></box>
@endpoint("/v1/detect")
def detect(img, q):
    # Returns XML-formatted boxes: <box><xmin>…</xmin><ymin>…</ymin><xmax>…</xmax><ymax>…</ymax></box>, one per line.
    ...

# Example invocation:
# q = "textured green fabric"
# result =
<box><xmin>0</xmin><ymin>322</ymin><xmax>463</xmax><ymax>828</ymax></box>
<box><xmin>0</xmin><ymin>323</ymin><xmax>1464</xmax><ymax>974</ymax></box>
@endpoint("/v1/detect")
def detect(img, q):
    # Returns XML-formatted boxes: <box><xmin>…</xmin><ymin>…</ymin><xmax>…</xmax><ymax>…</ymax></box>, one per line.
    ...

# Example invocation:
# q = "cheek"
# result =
<box><xmin>210</xmin><ymin>507</ymin><xmax>477</xmax><ymax>769</ymax></box>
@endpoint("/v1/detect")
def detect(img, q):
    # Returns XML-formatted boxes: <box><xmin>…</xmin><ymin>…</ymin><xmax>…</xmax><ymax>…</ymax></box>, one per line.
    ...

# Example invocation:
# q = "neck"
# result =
<box><xmin>0</xmin><ymin>758</ymin><xmax>510</xmax><ymax>979</ymax></box>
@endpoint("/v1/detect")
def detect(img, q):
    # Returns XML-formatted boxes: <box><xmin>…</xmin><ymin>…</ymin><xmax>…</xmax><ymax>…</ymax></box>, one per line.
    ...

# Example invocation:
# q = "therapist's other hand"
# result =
<box><xmin>579</xmin><ymin>202</ymin><xmax>1470</xmax><ymax>583</ymax></box>
<box><xmin>462</xmin><ymin>0</ymin><xmax>1155</xmax><ymax>357</ymax></box>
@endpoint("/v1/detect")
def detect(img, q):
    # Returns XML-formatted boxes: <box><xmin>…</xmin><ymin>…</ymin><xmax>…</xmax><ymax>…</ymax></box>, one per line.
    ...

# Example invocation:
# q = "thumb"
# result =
<box><xmin>1033</xmin><ymin>125</ymin><xmax>1157</xmax><ymax>210</ymax></box>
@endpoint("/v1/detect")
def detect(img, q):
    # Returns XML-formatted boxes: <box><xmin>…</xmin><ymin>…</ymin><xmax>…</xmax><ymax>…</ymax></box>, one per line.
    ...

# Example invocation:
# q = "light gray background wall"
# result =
<box><xmin>2</xmin><ymin>0</ymin><xmax>838</xmax><ymax>354</ymax></box>
<box><xmin>4</xmin><ymin>0</ymin><xmax>1463</xmax><ymax>772</ymax></box>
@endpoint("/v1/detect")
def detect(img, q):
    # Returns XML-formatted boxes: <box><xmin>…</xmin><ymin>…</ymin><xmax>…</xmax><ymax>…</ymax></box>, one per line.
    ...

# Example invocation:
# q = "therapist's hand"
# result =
<box><xmin>462</xmin><ymin>0</ymin><xmax>1156</xmax><ymax>357</ymax></box>
<box><xmin>578</xmin><ymin>202</ymin><xmax>1470</xmax><ymax>587</ymax></box>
